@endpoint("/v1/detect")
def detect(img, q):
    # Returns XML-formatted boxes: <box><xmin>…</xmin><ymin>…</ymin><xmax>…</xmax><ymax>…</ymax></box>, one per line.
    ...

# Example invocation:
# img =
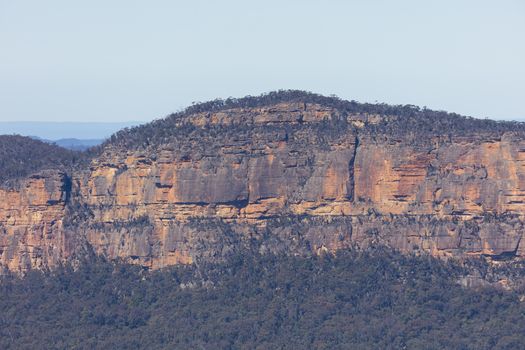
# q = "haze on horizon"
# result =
<box><xmin>0</xmin><ymin>0</ymin><xmax>524</xmax><ymax>124</ymax></box>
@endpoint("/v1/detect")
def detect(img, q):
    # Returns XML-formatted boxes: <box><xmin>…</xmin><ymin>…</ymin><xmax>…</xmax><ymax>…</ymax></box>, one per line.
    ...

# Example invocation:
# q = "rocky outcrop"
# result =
<box><xmin>2</xmin><ymin>96</ymin><xmax>525</xmax><ymax>273</ymax></box>
<box><xmin>0</xmin><ymin>171</ymin><xmax>74</xmax><ymax>273</ymax></box>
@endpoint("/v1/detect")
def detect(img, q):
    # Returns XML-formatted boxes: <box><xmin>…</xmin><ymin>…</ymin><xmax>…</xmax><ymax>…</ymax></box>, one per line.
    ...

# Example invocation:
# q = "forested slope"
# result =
<box><xmin>0</xmin><ymin>135</ymin><xmax>81</xmax><ymax>184</ymax></box>
<box><xmin>1</xmin><ymin>249</ymin><xmax>524</xmax><ymax>349</ymax></box>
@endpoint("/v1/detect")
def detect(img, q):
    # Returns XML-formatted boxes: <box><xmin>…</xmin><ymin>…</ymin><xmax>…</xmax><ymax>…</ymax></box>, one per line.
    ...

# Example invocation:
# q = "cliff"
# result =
<box><xmin>2</xmin><ymin>91</ymin><xmax>525</xmax><ymax>273</ymax></box>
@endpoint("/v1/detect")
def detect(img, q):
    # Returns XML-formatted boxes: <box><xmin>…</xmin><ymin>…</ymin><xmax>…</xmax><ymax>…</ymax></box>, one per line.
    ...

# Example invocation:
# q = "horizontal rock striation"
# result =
<box><xmin>2</xmin><ymin>92</ymin><xmax>525</xmax><ymax>273</ymax></box>
<box><xmin>0</xmin><ymin>171</ymin><xmax>75</xmax><ymax>273</ymax></box>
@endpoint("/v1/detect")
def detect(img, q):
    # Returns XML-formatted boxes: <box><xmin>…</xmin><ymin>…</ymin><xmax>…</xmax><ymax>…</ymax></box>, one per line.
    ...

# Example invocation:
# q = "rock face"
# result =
<box><xmin>2</xmin><ymin>95</ymin><xmax>525</xmax><ymax>273</ymax></box>
<box><xmin>0</xmin><ymin>171</ymin><xmax>74</xmax><ymax>272</ymax></box>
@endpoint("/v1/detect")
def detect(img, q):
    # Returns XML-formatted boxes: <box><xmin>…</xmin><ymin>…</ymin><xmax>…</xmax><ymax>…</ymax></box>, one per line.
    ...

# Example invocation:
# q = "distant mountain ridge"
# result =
<box><xmin>52</xmin><ymin>138</ymin><xmax>104</xmax><ymax>151</ymax></box>
<box><xmin>30</xmin><ymin>136</ymin><xmax>104</xmax><ymax>151</ymax></box>
<box><xmin>0</xmin><ymin>121</ymin><xmax>143</xmax><ymax>140</ymax></box>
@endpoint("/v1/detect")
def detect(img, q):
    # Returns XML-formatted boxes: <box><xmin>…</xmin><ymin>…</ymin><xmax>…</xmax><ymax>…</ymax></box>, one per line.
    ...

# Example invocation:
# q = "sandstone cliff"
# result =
<box><xmin>2</xmin><ymin>92</ymin><xmax>525</xmax><ymax>273</ymax></box>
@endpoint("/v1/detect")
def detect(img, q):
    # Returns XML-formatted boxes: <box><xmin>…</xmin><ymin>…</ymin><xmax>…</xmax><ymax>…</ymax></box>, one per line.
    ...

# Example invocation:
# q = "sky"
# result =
<box><xmin>0</xmin><ymin>121</ymin><xmax>140</xmax><ymax>139</ymax></box>
<box><xmin>0</xmin><ymin>0</ymin><xmax>524</xmax><ymax>124</ymax></box>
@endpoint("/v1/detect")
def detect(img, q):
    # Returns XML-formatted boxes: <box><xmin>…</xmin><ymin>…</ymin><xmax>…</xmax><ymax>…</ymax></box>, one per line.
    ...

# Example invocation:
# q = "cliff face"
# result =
<box><xmin>0</xmin><ymin>171</ymin><xmax>74</xmax><ymax>272</ymax></box>
<box><xmin>2</xmin><ymin>98</ymin><xmax>525</xmax><ymax>273</ymax></box>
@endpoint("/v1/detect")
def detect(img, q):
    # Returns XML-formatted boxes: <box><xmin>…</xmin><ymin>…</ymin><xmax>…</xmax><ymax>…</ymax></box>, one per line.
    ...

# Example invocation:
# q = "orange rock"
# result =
<box><xmin>3</xmin><ymin>103</ymin><xmax>525</xmax><ymax>273</ymax></box>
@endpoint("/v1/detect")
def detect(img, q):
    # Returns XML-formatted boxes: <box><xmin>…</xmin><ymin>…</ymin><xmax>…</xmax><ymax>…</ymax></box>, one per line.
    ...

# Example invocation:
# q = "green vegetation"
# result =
<box><xmin>105</xmin><ymin>90</ymin><xmax>525</xmax><ymax>150</ymax></box>
<box><xmin>0</xmin><ymin>135</ymin><xmax>82</xmax><ymax>184</ymax></box>
<box><xmin>1</xmin><ymin>249</ymin><xmax>524</xmax><ymax>349</ymax></box>
<box><xmin>2</xmin><ymin>91</ymin><xmax>523</xmax><ymax>182</ymax></box>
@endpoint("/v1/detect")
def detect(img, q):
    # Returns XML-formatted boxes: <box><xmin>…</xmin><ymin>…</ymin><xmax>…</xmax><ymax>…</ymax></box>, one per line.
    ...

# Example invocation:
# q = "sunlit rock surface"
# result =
<box><xmin>2</xmin><ymin>97</ymin><xmax>525</xmax><ymax>273</ymax></box>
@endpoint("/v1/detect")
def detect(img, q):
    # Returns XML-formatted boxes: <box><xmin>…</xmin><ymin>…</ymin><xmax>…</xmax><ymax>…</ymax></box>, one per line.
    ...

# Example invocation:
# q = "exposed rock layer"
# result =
<box><xmin>2</xmin><ymin>100</ymin><xmax>525</xmax><ymax>273</ymax></box>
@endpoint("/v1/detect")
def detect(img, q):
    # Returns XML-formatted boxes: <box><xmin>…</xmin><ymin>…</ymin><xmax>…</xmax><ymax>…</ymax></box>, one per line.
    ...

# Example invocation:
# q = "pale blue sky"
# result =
<box><xmin>1</xmin><ymin>0</ymin><xmax>524</xmax><ymax>123</ymax></box>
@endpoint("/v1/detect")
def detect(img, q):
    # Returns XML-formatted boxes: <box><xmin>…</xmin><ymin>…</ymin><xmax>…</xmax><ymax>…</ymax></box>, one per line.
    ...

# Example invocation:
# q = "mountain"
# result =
<box><xmin>30</xmin><ymin>137</ymin><xmax>105</xmax><ymax>151</ymax></box>
<box><xmin>1</xmin><ymin>90</ymin><xmax>525</xmax><ymax>275</ymax></box>
<box><xmin>0</xmin><ymin>121</ymin><xmax>143</xmax><ymax>140</ymax></box>
<box><xmin>0</xmin><ymin>135</ymin><xmax>82</xmax><ymax>184</ymax></box>
<box><xmin>52</xmin><ymin>138</ymin><xmax>104</xmax><ymax>151</ymax></box>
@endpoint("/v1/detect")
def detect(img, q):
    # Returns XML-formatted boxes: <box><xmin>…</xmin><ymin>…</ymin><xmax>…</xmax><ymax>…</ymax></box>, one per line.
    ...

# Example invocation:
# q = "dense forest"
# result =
<box><xmin>1</xmin><ymin>248</ymin><xmax>524</xmax><ymax>349</ymax></box>
<box><xmin>0</xmin><ymin>135</ymin><xmax>83</xmax><ymax>184</ymax></box>
<box><xmin>2</xmin><ymin>91</ymin><xmax>524</xmax><ymax>182</ymax></box>
<box><xmin>104</xmin><ymin>90</ymin><xmax>525</xmax><ymax>150</ymax></box>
